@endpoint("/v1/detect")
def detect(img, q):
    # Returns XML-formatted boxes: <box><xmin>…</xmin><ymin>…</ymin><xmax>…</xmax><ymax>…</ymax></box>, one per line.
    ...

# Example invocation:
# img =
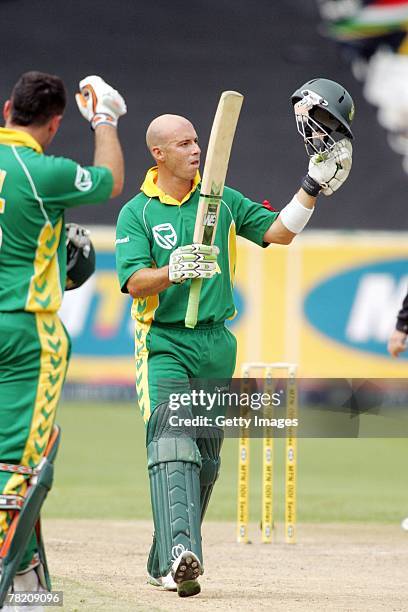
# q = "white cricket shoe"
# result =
<box><xmin>171</xmin><ymin>550</ymin><xmax>202</xmax><ymax>598</ymax></box>
<box><xmin>3</xmin><ymin>567</ymin><xmax>46</xmax><ymax>611</ymax></box>
<box><xmin>147</xmin><ymin>571</ymin><xmax>177</xmax><ymax>591</ymax></box>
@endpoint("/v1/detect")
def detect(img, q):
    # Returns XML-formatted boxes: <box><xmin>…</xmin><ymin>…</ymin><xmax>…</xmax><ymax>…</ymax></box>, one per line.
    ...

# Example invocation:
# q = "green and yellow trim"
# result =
<box><xmin>133</xmin><ymin>295</ymin><xmax>159</xmax><ymax>424</ymax></box>
<box><xmin>0</xmin><ymin>128</ymin><xmax>43</xmax><ymax>153</ymax></box>
<box><xmin>0</xmin><ymin>313</ymin><xmax>69</xmax><ymax>548</ymax></box>
<box><xmin>0</xmin><ymin>507</ymin><xmax>13</xmax><ymax>550</ymax></box>
<box><xmin>26</xmin><ymin>219</ymin><xmax>63</xmax><ymax>313</ymax></box>
<box><xmin>22</xmin><ymin>313</ymin><xmax>69</xmax><ymax>468</ymax></box>
<box><xmin>141</xmin><ymin>166</ymin><xmax>200</xmax><ymax>206</ymax></box>
<box><xmin>227</xmin><ymin>220</ymin><xmax>238</xmax><ymax>321</ymax></box>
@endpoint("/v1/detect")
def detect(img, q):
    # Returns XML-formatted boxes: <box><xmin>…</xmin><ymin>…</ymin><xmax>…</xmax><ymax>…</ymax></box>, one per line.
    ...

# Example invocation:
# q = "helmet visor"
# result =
<box><xmin>294</xmin><ymin>93</ymin><xmax>342</xmax><ymax>156</ymax></box>
<box><xmin>295</xmin><ymin>111</ymin><xmax>337</xmax><ymax>156</ymax></box>
<box><xmin>310</xmin><ymin>107</ymin><xmax>343</xmax><ymax>134</ymax></box>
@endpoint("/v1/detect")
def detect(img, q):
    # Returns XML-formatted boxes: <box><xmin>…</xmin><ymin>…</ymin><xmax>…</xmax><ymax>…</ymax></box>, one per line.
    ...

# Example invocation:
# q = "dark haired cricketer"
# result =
<box><xmin>0</xmin><ymin>71</ymin><xmax>125</xmax><ymax>605</ymax></box>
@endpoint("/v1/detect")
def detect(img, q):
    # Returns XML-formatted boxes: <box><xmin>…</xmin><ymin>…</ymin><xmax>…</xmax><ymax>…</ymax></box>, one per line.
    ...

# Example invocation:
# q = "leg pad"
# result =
<box><xmin>197</xmin><ymin>426</ymin><xmax>224</xmax><ymax>520</ymax></box>
<box><xmin>147</xmin><ymin>402</ymin><xmax>203</xmax><ymax>578</ymax></box>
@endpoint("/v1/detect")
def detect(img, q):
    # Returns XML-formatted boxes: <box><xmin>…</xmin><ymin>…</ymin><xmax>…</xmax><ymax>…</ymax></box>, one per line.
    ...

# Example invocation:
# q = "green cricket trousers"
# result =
<box><xmin>0</xmin><ymin>311</ymin><xmax>70</xmax><ymax>569</ymax></box>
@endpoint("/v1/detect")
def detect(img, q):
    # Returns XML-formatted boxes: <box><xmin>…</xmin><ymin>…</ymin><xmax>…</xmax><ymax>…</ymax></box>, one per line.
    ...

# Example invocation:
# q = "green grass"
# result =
<box><xmin>44</xmin><ymin>402</ymin><xmax>408</xmax><ymax>523</ymax></box>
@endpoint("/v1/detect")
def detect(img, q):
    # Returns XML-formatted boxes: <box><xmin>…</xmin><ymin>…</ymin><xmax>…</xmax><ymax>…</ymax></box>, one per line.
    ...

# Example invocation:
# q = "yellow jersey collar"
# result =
<box><xmin>0</xmin><ymin>128</ymin><xmax>43</xmax><ymax>154</ymax></box>
<box><xmin>141</xmin><ymin>166</ymin><xmax>200</xmax><ymax>205</ymax></box>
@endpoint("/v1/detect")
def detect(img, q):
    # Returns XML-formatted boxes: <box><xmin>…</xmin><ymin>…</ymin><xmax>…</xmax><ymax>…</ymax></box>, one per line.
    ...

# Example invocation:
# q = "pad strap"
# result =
<box><xmin>0</xmin><ymin>464</ymin><xmax>35</xmax><ymax>476</ymax></box>
<box><xmin>0</xmin><ymin>495</ymin><xmax>25</xmax><ymax>511</ymax></box>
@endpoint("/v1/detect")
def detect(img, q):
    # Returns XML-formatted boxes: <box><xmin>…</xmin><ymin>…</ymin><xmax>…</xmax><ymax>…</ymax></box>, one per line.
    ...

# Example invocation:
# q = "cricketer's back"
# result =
<box><xmin>0</xmin><ymin>128</ymin><xmax>113</xmax><ymax>313</ymax></box>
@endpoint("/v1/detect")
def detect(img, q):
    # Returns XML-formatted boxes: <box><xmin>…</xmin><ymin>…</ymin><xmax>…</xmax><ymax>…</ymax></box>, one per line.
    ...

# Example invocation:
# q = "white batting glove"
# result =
<box><xmin>169</xmin><ymin>244</ymin><xmax>221</xmax><ymax>284</ymax></box>
<box><xmin>308</xmin><ymin>138</ymin><xmax>353</xmax><ymax>196</ymax></box>
<box><xmin>75</xmin><ymin>75</ymin><xmax>127</xmax><ymax>130</ymax></box>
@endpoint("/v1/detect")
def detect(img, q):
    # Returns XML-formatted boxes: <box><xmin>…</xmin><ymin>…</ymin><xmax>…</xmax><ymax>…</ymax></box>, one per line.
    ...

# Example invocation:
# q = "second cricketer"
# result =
<box><xmin>115</xmin><ymin>78</ymin><xmax>354</xmax><ymax>598</ymax></box>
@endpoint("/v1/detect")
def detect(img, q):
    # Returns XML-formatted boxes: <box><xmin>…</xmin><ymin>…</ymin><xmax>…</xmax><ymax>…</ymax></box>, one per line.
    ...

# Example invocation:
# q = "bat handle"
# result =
<box><xmin>185</xmin><ymin>278</ymin><xmax>203</xmax><ymax>329</ymax></box>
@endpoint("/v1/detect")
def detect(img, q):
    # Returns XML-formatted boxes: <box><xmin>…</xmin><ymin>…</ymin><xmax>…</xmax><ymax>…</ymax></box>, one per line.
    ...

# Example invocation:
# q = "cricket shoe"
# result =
<box><xmin>171</xmin><ymin>550</ymin><xmax>202</xmax><ymax>598</ymax></box>
<box><xmin>2</xmin><ymin>566</ymin><xmax>47</xmax><ymax>611</ymax></box>
<box><xmin>147</xmin><ymin>571</ymin><xmax>177</xmax><ymax>591</ymax></box>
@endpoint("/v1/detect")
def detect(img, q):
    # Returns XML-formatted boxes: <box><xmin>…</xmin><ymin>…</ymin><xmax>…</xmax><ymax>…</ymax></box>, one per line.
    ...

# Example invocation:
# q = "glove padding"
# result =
<box><xmin>169</xmin><ymin>244</ymin><xmax>221</xmax><ymax>284</ymax></box>
<box><xmin>75</xmin><ymin>75</ymin><xmax>127</xmax><ymax>130</ymax></box>
<box><xmin>308</xmin><ymin>138</ymin><xmax>353</xmax><ymax>196</ymax></box>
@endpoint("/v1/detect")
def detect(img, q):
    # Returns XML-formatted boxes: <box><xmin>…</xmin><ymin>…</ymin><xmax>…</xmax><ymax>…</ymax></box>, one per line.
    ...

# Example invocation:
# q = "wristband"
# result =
<box><xmin>301</xmin><ymin>174</ymin><xmax>321</xmax><ymax>197</ymax></box>
<box><xmin>279</xmin><ymin>195</ymin><xmax>314</xmax><ymax>234</ymax></box>
<box><xmin>91</xmin><ymin>113</ymin><xmax>117</xmax><ymax>130</ymax></box>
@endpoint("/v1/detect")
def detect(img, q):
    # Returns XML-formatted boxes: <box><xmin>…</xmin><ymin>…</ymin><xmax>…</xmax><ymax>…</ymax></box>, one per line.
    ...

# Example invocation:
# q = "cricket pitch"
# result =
<box><xmin>44</xmin><ymin>520</ymin><xmax>408</xmax><ymax>611</ymax></box>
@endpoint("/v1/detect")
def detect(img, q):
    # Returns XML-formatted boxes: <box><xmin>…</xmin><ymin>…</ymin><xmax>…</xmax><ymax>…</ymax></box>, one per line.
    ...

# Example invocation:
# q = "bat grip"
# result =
<box><xmin>185</xmin><ymin>278</ymin><xmax>203</xmax><ymax>329</ymax></box>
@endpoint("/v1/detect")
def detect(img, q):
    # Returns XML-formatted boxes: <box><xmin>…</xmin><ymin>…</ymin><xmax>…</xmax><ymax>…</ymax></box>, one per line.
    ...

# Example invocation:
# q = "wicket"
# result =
<box><xmin>236</xmin><ymin>362</ymin><xmax>298</xmax><ymax>544</ymax></box>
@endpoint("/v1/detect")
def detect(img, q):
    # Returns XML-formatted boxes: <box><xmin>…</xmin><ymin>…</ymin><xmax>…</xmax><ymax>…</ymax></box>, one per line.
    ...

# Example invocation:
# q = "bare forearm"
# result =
<box><xmin>127</xmin><ymin>266</ymin><xmax>171</xmax><ymax>298</ymax></box>
<box><xmin>94</xmin><ymin>125</ymin><xmax>124</xmax><ymax>197</ymax></box>
<box><xmin>263</xmin><ymin>217</ymin><xmax>295</xmax><ymax>245</ymax></box>
<box><xmin>296</xmin><ymin>188</ymin><xmax>317</xmax><ymax>209</ymax></box>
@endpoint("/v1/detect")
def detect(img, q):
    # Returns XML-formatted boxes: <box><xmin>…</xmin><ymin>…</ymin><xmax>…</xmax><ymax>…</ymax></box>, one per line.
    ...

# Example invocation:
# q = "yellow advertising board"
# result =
<box><xmin>61</xmin><ymin>229</ymin><xmax>408</xmax><ymax>384</ymax></box>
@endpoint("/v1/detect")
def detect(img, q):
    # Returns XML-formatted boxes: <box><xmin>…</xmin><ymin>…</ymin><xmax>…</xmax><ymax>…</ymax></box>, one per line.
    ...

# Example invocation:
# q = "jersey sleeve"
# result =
<box><xmin>227</xmin><ymin>187</ymin><xmax>279</xmax><ymax>246</ymax></box>
<box><xmin>38</xmin><ymin>155</ymin><xmax>113</xmax><ymax>208</ymax></box>
<box><xmin>115</xmin><ymin>203</ymin><xmax>152</xmax><ymax>293</ymax></box>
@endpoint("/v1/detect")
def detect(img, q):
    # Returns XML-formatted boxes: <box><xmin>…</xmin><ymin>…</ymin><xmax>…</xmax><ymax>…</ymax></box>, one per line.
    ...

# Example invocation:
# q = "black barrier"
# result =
<box><xmin>1</xmin><ymin>0</ymin><xmax>406</xmax><ymax>229</ymax></box>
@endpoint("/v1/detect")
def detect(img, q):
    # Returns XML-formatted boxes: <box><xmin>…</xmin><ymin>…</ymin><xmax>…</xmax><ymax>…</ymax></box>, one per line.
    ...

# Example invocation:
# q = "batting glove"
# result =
<box><xmin>306</xmin><ymin>138</ymin><xmax>353</xmax><ymax>197</ymax></box>
<box><xmin>75</xmin><ymin>75</ymin><xmax>127</xmax><ymax>130</ymax></box>
<box><xmin>169</xmin><ymin>244</ymin><xmax>221</xmax><ymax>284</ymax></box>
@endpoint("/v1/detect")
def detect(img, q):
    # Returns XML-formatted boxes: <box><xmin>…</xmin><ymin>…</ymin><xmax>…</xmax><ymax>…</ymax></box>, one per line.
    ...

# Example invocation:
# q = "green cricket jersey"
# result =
<box><xmin>0</xmin><ymin>128</ymin><xmax>113</xmax><ymax>313</ymax></box>
<box><xmin>116</xmin><ymin>167</ymin><xmax>278</xmax><ymax>325</ymax></box>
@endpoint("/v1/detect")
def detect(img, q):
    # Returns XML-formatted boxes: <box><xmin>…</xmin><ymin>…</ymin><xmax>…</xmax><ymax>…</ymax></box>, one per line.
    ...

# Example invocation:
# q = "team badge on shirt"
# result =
<box><xmin>152</xmin><ymin>223</ymin><xmax>178</xmax><ymax>249</ymax></box>
<box><xmin>75</xmin><ymin>165</ymin><xmax>93</xmax><ymax>192</ymax></box>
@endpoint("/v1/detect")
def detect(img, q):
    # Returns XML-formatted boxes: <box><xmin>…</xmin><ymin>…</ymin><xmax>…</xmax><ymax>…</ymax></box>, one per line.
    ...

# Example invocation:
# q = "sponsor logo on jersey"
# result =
<box><xmin>152</xmin><ymin>223</ymin><xmax>178</xmax><ymax>249</ymax></box>
<box><xmin>75</xmin><ymin>165</ymin><xmax>93</xmax><ymax>192</ymax></box>
<box><xmin>115</xmin><ymin>236</ymin><xmax>130</xmax><ymax>245</ymax></box>
<box><xmin>304</xmin><ymin>259</ymin><xmax>408</xmax><ymax>358</ymax></box>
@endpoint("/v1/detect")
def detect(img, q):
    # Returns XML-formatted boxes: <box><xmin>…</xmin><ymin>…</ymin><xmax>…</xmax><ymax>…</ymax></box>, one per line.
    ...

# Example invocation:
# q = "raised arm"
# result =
<box><xmin>263</xmin><ymin>139</ymin><xmax>352</xmax><ymax>245</ymax></box>
<box><xmin>76</xmin><ymin>75</ymin><xmax>126</xmax><ymax>198</ymax></box>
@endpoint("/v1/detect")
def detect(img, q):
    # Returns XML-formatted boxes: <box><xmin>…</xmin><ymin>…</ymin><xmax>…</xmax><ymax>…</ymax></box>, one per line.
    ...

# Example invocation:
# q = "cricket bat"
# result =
<box><xmin>185</xmin><ymin>90</ymin><xmax>244</xmax><ymax>329</ymax></box>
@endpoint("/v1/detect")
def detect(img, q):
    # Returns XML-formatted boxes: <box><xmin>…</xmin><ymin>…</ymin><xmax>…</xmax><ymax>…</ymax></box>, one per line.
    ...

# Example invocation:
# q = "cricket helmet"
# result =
<box><xmin>65</xmin><ymin>223</ymin><xmax>95</xmax><ymax>290</ymax></box>
<box><xmin>291</xmin><ymin>78</ymin><xmax>355</xmax><ymax>156</ymax></box>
